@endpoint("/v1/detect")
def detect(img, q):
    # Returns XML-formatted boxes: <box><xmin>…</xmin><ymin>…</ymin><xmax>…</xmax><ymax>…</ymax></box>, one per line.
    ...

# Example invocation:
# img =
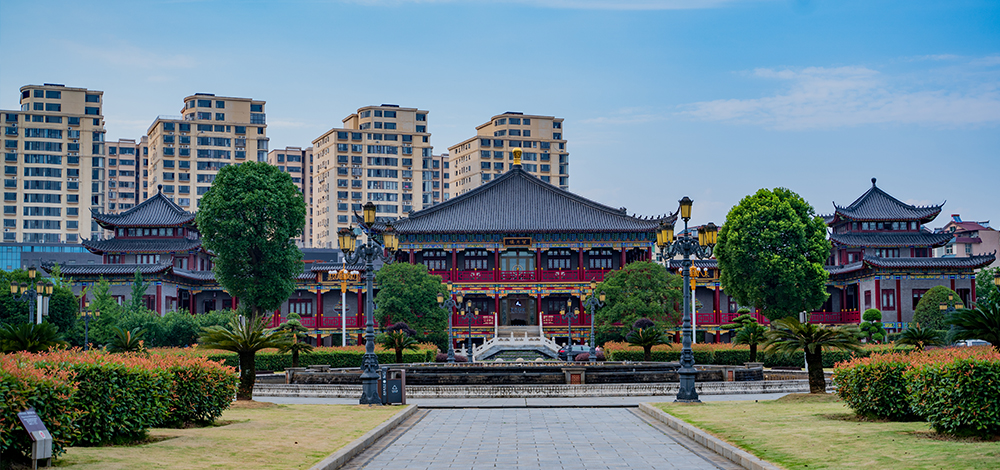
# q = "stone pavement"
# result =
<box><xmin>345</xmin><ymin>408</ymin><xmax>741</xmax><ymax>470</ymax></box>
<box><xmin>257</xmin><ymin>392</ymin><xmax>788</xmax><ymax>407</ymax></box>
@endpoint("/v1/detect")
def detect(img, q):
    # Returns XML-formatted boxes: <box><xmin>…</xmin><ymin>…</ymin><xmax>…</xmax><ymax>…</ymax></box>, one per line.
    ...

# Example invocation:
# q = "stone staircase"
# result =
<box><xmin>474</xmin><ymin>326</ymin><xmax>560</xmax><ymax>361</ymax></box>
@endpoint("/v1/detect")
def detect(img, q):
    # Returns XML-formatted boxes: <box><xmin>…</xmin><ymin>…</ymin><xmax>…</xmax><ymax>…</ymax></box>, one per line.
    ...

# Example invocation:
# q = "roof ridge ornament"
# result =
<box><xmin>872</xmin><ymin>177</ymin><xmax>877</xmax><ymax>186</ymax></box>
<box><xmin>512</xmin><ymin>147</ymin><xmax>522</xmax><ymax>168</ymax></box>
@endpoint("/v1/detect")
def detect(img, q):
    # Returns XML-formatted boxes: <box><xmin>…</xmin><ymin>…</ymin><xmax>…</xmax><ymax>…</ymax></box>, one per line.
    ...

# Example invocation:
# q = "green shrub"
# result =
<box><xmin>906</xmin><ymin>357</ymin><xmax>1000</xmax><ymax>437</ymax></box>
<box><xmin>913</xmin><ymin>285</ymin><xmax>960</xmax><ymax>331</ymax></box>
<box><xmin>0</xmin><ymin>355</ymin><xmax>81</xmax><ymax>461</ymax></box>
<box><xmin>35</xmin><ymin>351</ymin><xmax>172</xmax><ymax>446</ymax></box>
<box><xmin>833</xmin><ymin>352</ymin><xmax>914</xmax><ymax>420</ymax></box>
<box><xmin>158</xmin><ymin>356</ymin><xmax>237</xmax><ymax>426</ymax></box>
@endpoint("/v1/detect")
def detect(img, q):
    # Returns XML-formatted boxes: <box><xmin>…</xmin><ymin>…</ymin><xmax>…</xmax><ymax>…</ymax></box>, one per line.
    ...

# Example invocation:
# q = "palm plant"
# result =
<box><xmin>106</xmin><ymin>326</ymin><xmax>146</xmax><ymax>353</ymax></box>
<box><xmin>0</xmin><ymin>322</ymin><xmax>68</xmax><ymax>353</ymax></box>
<box><xmin>763</xmin><ymin>317</ymin><xmax>861</xmax><ymax>393</ymax></box>
<box><xmin>896</xmin><ymin>324</ymin><xmax>944</xmax><ymax>351</ymax></box>
<box><xmin>734</xmin><ymin>322</ymin><xmax>768</xmax><ymax>363</ymax></box>
<box><xmin>199</xmin><ymin>314</ymin><xmax>293</xmax><ymax>400</ymax></box>
<box><xmin>625</xmin><ymin>318</ymin><xmax>670</xmax><ymax>362</ymax></box>
<box><xmin>275</xmin><ymin>313</ymin><xmax>313</xmax><ymax>368</ymax></box>
<box><xmin>947</xmin><ymin>302</ymin><xmax>1000</xmax><ymax>352</ymax></box>
<box><xmin>377</xmin><ymin>322</ymin><xmax>420</xmax><ymax>364</ymax></box>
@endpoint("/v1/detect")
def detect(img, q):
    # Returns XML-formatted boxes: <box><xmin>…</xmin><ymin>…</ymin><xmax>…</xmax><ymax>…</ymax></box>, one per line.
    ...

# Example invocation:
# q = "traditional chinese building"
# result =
<box><xmin>45</xmin><ymin>188</ymin><xmax>368</xmax><ymax>346</ymax></box>
<box><xmin>392</xmin><ymin>157</ymin><xmax>669</xmax><ymax>348</ymax></box>
<box><xmin>821</xmin><ymin>178</ymin><xmax>994</xmax><ymax>328</ymax></box>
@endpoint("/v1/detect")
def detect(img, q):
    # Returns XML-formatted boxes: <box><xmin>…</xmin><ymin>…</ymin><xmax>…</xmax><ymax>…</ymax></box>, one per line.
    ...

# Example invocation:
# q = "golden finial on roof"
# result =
<box><xmin>512</xmin><ymin>147</ymin><xmax>522</xmax><ymax>166</ymax></box>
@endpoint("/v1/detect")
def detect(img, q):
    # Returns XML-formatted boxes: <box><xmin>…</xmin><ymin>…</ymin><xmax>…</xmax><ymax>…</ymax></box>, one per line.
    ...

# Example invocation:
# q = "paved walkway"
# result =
<box><xmin>347</xmin><ymin>408</ymin><xmax>738</xmax><ymax>470</ymax></box>
<box><xmin>256</xmin><ymin>392</ymin><xmax>788</xmax><ymax>407</ymax></box>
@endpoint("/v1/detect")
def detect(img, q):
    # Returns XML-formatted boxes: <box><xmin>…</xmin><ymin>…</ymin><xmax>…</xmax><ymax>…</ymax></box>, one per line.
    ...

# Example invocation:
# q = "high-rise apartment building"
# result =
<box><xmin>146</xmin><ymin>93</ymin><xmax>267</xmax><ymax>210</ymax></box>
<box><xmin>106</xmin><ymin>138</ymin><xmax>141</xmax><ymax>213</ymax></box>
<box><xmin>267</xmin><ymin>146</ymin><xmax>314</xmax><ymax>247</ymax></box>
<box><xmin>313</xmin><ymin>105</ymin><xmax>432</xmax><ymax>248</ymax></box>
<box><xmin>2</xmin><ymin>83</ymin><xmax>107</xmax><ymax>244</ymax></box>
<box><xmin>448</xmin><ymin>112</ymin><xmax>567</xmax><ymax>197</ymax></box>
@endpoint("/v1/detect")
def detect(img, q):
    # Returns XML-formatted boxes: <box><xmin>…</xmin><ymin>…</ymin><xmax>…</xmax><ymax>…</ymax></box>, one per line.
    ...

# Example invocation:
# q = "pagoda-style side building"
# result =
<box><xmin>392</xmin><ymin>159</ymin><xmax>670</xmax><ymax>347</ymax></box>
<box><xmin>45</xmin><ymin>188</ymin><xmax>368</xmax><ymax>346</ymax></box>
<box><xmin>821</xmin><ymin>178</ymin><xmax>994</xmax><ymax>327</ymax></box>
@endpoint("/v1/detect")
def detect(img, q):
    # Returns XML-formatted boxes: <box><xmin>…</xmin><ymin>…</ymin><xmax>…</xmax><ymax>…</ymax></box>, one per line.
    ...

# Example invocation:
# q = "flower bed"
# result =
<box><xmin>153</xmin><ymin>344</ymin><xmax>438</xmax><ymax>371</ymax></box>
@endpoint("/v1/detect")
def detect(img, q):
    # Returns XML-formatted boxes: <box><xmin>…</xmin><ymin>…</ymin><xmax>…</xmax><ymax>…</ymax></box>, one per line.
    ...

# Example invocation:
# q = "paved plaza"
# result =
<box><xmin>345</xmin><ymin>407</ymin><xmax>739</xmax><ymax>470</ymax></box>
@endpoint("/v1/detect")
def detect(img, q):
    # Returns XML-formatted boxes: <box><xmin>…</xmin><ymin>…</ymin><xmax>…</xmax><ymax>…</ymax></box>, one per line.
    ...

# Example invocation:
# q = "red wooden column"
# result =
<box><xmin>317</xmin><ymin>289</ymin><xmax>323</xmax><ymax>326</ymax></box>
<box><xmin>494</xmin><ymin>248</ymin><xmax>500</xmax><ymax>278</ymax></box>
<box><xmin>714</xmin><ymin>286</ymin><xmax>721</xmax><ymax>324</ymax></box>
<box><xmin>896</xmin><ymin>279</ymin><xmax>902</xmax><ymax>323</ymax></box>
<box><xmin>451</xmin><ymin>249</ymin><xmax>457</xmax><ymax>277</ymax></box>
<box><xmin>155</xmin><ymin>284</ymin><xmax>162</xmax><ymax>315</ymax></box>
<box><xmin>578</xmin><ymin>249</ymin><xmax>585</xmax><ymax>277</ymax></box>
<box><xmin>189</xmin><ymin>291</ymin><xmax>196</xmax><ymax>314</ymax></box>
<box><xmin>535</xmin><ymin>248</ymin><xmax>541</xmax><ymax>279</ymax></box>
<box><xmin>875</xmin><ymin>279</ymin><xmax>882</xmax><ymax>310</ymax></box>
<box><xmin>951</xmin><ymin>279</ymin><xmax>956</xmax><ymax>292</ymax></box>
<box><xmin>620</xmin><ymin>249</ymin><xmax>626</xmax><ymax>268</ymax></box>
<box><xmin>409</xmin><ymin>250</ymin><xmax>415</xmax><ymax>264</ymax></box>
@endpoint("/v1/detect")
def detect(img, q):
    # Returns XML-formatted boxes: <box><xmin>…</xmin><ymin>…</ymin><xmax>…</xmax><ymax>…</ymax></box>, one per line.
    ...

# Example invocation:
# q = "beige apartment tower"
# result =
<box><xmin>447</xmin><ymin>112</ymin><xmax>567</xmax><ymax>197</ymax></box>
<box><xmin>313</xmin><ymin>105</ymin><xmax>433</xmax><ymax>248</ymax></box>
<box><xmin>3</xmin><ymin>84</ymin><xmax>107</xmax><ymax>244</ymax></box>
<box><xmin>106</xmin><ymin>138</ymin><xmax>143</xmax><ymax>213</ymax></box>
<box><xmin>267</xmin><ymin>146</ymin><xmax>314</xmax><ymax>247</ymax></box>
<box><xmin>146</xmin><ymin>93</ymin><xmax>268</xmax><ymax>210</ymax></box>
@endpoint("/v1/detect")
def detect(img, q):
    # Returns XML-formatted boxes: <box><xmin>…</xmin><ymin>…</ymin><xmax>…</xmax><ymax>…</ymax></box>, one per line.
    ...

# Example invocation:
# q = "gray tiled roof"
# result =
<box><xmin>825</xmin><ymin>261</ymin><xmax>865</xmax><ymax>275</ymax></box>
<box><xmin>81</xmin><ymin>237</ymin><xmax>203</xmax><ymax>254</ymax></box>
<box><xmin>309</xmin><ymin>262</ymin><xmax>367</xmax><ymax>273</ymax></box>
<box><xmin>832</xmin><ymin>178</ymin><xmax>942</xmax><ymax>223</ymax></box>
<box><xmin>864</xmin><ymin>253</ymin><xmax>995</xmax><ymax>270</ymax></box>
<box><xmin>92</xmin><ymin>192</ymin><xmax>196</xmax><ymax>228</ymax></box>
<box><xmin>829</xmin><ymin>231</ymin><xmax>953</xmax><ymax>248</ymax></box>
<box><xmin>667</xmin><ymin>259</ymin><xmax>718</xmax><ymax>269</ymax></box>
<box><xmin>172</xmin><ymin>268</ymin><xmax>215</xmax><ymax>281</ymax></box>
<box><xmin>53</xmin><ymin>263</ymin><xmax>173</xmax><ymax>276</ymax></box>
<box><xmin>393</xmin><ymin>167</ymin><xmax>673</xmax><ymax>234</ymax></box>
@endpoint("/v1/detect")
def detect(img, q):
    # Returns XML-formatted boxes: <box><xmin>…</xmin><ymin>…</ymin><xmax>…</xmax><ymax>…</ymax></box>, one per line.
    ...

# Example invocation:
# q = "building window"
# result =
<box><xmin>881</xmin><ymin>290</ymin><xmax>896</xmax><ymax>310</ymax></box>
<box><xmin>587</xmin><ymin>249</ymin><xmax>614</xmax><ymax>269</ymax></box>
<box><xmin>288</xmin><ymin>299</ymin><xmax>313</xmax><ymax>316</ymax></box>
<box><xmin>864</xmin><ymin>291</ymin><xmax>872</xmax><ymax>309</ymax></box>
<box><xmin>911</xmin><ymin>289</ymin><xmax>928</xmax><ymax>310</ymax></box>
<box><xmin>547</xmin><ymin>249</ymin><xmax>572</xmax><ymax>269</ymax></box>
<box><xmin>464</xmin><ymin>250</ymin><xmax>489</xmax><ymax>270</ymax></box>
<box><xmin>422</xmin><ymin>250</ymin><xmax>448</xmax><ymax>271</ymax></box>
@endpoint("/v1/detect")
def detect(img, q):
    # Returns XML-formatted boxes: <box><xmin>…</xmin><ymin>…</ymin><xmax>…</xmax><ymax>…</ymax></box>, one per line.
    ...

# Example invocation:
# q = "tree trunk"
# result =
<box><xmin>749</xmin><ymin>344</ymin><xmax>757</xmax><ymax>363</ymax></box>
<box><xmin>805</xmin><ymin>349</ymin><xmax>825</xmax><ymax>393</ymax></box>
<box><xmin>643</xmin><ymin>346</ymin><xmax>652</xmax><ymax>362</ymax></box>
<box><xmin>237</xmin><ymin>351</ymin><xmax>256</xmax><ymax>400</ymax></box>
<box><xmin>395</xmin><ymin>347</ymin><xmax>403</xmax><ymax>364</ymax></box>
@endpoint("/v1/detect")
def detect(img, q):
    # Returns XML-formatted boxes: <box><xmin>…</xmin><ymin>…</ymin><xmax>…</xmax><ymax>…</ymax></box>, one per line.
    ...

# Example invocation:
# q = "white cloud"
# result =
<box><xmin>341</xmin><ymin>0</ymin><xmax>761</xmax><ymax>10</ymax></box>
<box><xmin>680</xmin><ymin>61</ymin><xmax>1000</xmax><ymax>130</ymax></box>
<box><xmin>582</xmin><ymin>107</ymin><xmax>665</xmax><ymax>125</ymax></box>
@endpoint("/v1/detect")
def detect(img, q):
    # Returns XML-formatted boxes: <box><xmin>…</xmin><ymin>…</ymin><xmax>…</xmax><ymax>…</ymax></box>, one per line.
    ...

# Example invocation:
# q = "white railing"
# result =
<box><xmin>473</xmin><ymin>332</ymin><xmax>561</xmax><ymax>361</ymax></box>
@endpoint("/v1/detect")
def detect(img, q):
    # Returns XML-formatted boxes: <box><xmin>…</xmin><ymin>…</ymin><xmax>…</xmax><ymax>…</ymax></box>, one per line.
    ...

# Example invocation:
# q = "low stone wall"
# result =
<box><xmin>254</xmin><ymin>379</ymin><xmax>813</xmax><ymax>399</ymax></box>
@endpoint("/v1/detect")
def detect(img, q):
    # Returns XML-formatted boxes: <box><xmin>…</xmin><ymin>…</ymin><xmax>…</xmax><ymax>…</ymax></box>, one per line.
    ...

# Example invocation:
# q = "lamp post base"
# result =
<box><xmin>359</xmin><ymin>353</ymin><xmax>383</xmax><ymax>405</ymax></box>
<box><xmin>675</xmin><ymin>368</ymin><xmax>701</xmax><ymax>403</ymax></box>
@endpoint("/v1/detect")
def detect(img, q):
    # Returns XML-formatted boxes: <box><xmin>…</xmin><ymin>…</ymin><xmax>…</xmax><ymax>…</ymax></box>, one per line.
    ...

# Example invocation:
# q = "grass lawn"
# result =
<box><xmin>657</xmin><ymin>394</ymin><xmax>1000</xmax><ymax>470</ymax></box>
<box><xmin>55</xmin><ymin>402</ymin><xmax>402</xmax><ymax>469</ymax></box>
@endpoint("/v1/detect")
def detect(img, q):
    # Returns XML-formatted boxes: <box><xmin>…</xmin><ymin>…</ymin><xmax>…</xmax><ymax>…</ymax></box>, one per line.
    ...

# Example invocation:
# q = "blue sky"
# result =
<box><xmin>1</xmin><ymin>0</ymin><xmax>997</xmax><ymax>228</ymax></box>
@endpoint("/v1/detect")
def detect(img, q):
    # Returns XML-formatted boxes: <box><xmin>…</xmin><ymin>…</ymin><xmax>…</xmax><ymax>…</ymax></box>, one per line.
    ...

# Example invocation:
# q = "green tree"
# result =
<box><xmin>195</xmin><ymin>162</ymin><xmax>306</xmax><ymax>319</ymax></box>
<box><xmin>725</xmin><ymin>314</ymin><xmax>767</xmax><ymax>362</ymax></box>
<box><xmin>947</xmin><ymin>302</ymin><xmax>1000</xmax><ymax>351</ymax></box>
<box><xmin>0</xmin><ymin>322</ymin><xmax>67</xmax><ymax>353</ymax></box>
<box><xmin>913</xmin><ymin>285</ymin><xmax>961</xmax><ymax>331</ymax></box>
<box><xmin>896</xmin><ymin>324</ymin><xmax>944</xmax><ymax>350</ymax></box>
<box><xmin>625</xmin><ymin>318</ymin><xmax>670</xmax><ymax>361</ymax></box>
<box><xmin>594</xmin><ymin>261</ymin><xmax>682</xmax><ymax>338</ymax></box>
<box><xmin>859</xmin><ymin>308</ymin><xmax>886</xmax><ymax>343</ymax></box>
<box><xmin>199</xmin><ymin>314</ymin><xmax>292</xmax><ymax>400</ymax></box>
<box><xmin>85</xmin><ymin>278</ymin><xmax>124</xmax><ymax>347</ymax></box>
<box><xmin>275</xmin><ymin>312</ymin><xmax>314</xmax><ymax>367</ymax></box>
<box><xmin>715</xmin><ymin>188</ymin><xmax>831</xmax><ymax>321</ymax></box>
<box><xmin>374</xmin><ymin>262</ymin><xmax>448</xmax><ymax>342</ymax></box>
<box><xmin>126</xmin><ymin>268</ymin><xmax>152</xmax><ymax>314</ymax></box>
<box><xmin>975</xmin><ymin>267</ymin><xmax>999</xmax><ymax>310</ymax></box>
<box><xmin>764</xmin><ymin>317</ymin><xmax>861</xmax><ymax>393</ymax></box>
<box><xmin>377</xmin><ymin>322</ymin><xmax>420</xmax><ymax>364</ymax></box>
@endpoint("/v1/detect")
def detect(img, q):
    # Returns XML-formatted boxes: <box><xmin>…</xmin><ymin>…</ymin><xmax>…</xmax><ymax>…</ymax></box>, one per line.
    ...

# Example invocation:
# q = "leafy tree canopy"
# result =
<box><xmin>374</xmin><ymin>262</ymin><xmax>448</xmax><ymax>339</ymax></box>
<box><xmin>195</xmin><ymin>162</ymin><xmax>306</xmax><ymax>318</ymax></box>
<box><xmin>716</xmin><ymin>187</ymin><xmax>831</xmax><ymax>321</ymax></box>
<box><xmin>593</xmin><ymin>261</ymin><xmax>682</xmax><ymax>335</ymax></box>
<box><xmin>913</xmin><ymin>285</ymin><xmax>961</xmax><ymax>331</ymax></box>
<box><xmin>976</xmin><ymin>267</ymin><xmax>999</xmax><ymax>310</ymax></box>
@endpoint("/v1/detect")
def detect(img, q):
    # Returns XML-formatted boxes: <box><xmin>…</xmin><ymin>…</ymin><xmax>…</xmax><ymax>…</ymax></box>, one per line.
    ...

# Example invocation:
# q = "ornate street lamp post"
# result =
<box><xmin>583</xmin><ymin>280</ymin><xmax>605</xmax><ymax>364</ymax></box>
<box><xmin>655</xmin><ymin>197</ymin><xmax>717</xmax><ymax>403</ymax></box>
<box><xmin>338</xmin><ymin>202</ymin><xmax>398</xmax><ymax>405</ymax></box>
<box><xmin>560</xmin><ymin>299</ymin><xmax>577</xmax><ymax>361</ymax></box>
<box><xmin>436</xmin><ymin>283</ymin><xmax>462</xmax><ymax>363</ymax></box>
<box><xmin>10</xmin><ymin>266</ymin><xmax>53</xmax><ymax>324</ymax></box>
<box><xmin>80</xmin><ymin>302</ymin><xmax>100</xmax><ymax>351</ymax></box>
<box><xmin>460</xmin><ymin>301</ymin><xmax>479</xmax><ymax>362</ymax></box>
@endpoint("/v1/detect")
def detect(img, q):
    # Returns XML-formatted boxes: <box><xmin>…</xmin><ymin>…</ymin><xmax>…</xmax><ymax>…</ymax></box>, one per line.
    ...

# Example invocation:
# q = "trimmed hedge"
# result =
<box><xmin>0</xmin><ymin>356</ymin><xmax>81</xmax><ymax>461</ymax></box>
<box><xmin>155</xmin><ymin>355</ymin><xmax>238</xmax><ymax>426</ymax></box>
<box><xmin>906</xmin><ymin>357</ymin><xmax>1000</xmax><ymax>437</ymax></box>
<box><xmin>604</xmin><ymin>344</ymin><xmax>908</xmax><ymax>367</ymax></box>
<box><xmin>202</xmin><ymin>349</ymin><xmax>437</xmax><ymax>371</ymax></box>
<box><xmin>833</xmin><ymin>353</ymin><xmax>914</xmax><ymax>420</ymax></box>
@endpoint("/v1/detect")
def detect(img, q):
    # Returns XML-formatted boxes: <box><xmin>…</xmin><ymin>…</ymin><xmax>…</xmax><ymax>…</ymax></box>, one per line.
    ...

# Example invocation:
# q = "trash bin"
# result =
<box><xmin>384</xmin><ymin>369</ymin><xmax>406</xmax><ymax>405</ymax></box>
